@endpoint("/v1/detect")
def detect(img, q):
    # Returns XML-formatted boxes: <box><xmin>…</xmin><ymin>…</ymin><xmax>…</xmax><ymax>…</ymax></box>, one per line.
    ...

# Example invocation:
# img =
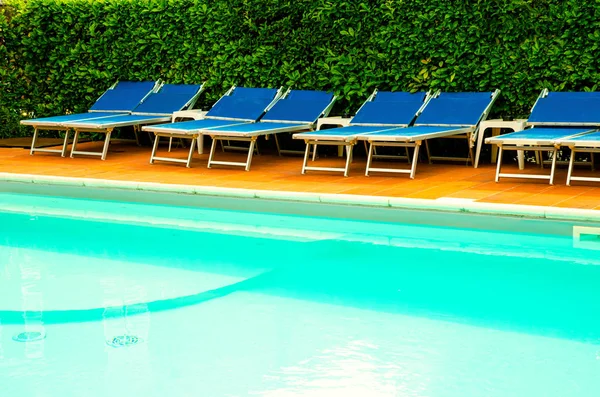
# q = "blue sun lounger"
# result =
<box><xmin>486</xmin><ymin>90</ymin><xmax>600</xmax><ymax>185</ymax></box>
<box><xmin>292</xmin><ymin>90</ymin><xmax>430</xmax><ymax>176</ymax></box>
<box><xmin>21</xmin><ymin>80</ymin><xmax>158</xmax><ymax>157</ymax></box>
<box><xmin>356</xmin><ymin>91</ymin><xmax>500</xmax><ymax>178</ymax></box>
<box><xmin>142</xmin><ymin>86</ymin><xmax>283</xmax><ymax>168</ymax></box>
<box><xmin>60</xmin><ymin>82</ymin><xmax>205</xmax><ymax>160</ymax></box>
<box><xmin>205</xmin><ymin>89</ymin><xmax>337</xmax><ymax>171</ymax></box>
<box><xmin>557</xmin><ymin>132</ymin><xmax>600</xmax><ymax>185</ymax></box>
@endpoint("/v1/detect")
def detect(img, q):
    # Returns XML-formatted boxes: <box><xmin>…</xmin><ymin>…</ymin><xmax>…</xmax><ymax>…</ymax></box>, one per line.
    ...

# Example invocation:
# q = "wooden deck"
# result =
<box><xmin>1</xmin><ymin>140</ymin><xmax>599</xmax><ymax>210</ymax></box>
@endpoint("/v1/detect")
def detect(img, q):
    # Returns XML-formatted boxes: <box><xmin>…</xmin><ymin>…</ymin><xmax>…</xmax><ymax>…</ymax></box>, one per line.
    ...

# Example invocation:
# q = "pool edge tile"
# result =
<box><xmin>1</xmin><ymin>172</ymin><xmax>600</xmax><ymax>223</ymax></box>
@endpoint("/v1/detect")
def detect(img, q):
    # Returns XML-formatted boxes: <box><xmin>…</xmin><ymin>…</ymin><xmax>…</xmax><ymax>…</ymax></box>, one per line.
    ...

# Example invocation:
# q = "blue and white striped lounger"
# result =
<box><xmin>142</xmin><ymin>86</ymin><xmax>283</xmax><ymax>168</ymax></box>
<box><xmin>555</xmin><ymin>131</ymin><xmax>600</xmax><ymax>185</ymax></box>
<box><xmin>291</xmin><ymin>90</ymin><xmax>429</xmax><ymax>176</ymax></box>
<box><xmin>205</xmin><ymin>89</ymin><xmax>337</xmax><ymax>171</ymax></box>
<box><xmin>486</xmin><ymin>90</ymin><xmax>600</xmax><ymax>185</ymax></box>
<box><xmin>20</xmin><ymin>80</ymin><xmax>158</xmax><ymax>157</ymax></box>
<box><xmin>60</xmin><ymin>83</ymin><xmax>205</xmax><ymax>160</ymax></box>
<box><xmin>359</xmin><ymin>90</ymin><xmax>500</xmax><ymax>179</ymax></box>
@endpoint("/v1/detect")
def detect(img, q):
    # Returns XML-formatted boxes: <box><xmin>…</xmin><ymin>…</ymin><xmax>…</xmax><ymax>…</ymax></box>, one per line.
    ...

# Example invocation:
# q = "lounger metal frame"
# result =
<box><xmin>362</xmin><ymin>89</ymin><xmax>500</xmax><ymax>179</ymax></box>
<box><xmin>294</xmin><ymin>89</ymin><xmax>431</xmax><ymax>177</ymax></box>
<box><xmin>23</xmin><ymin>81</ymin><xmax>158</xmax><ymax>157</ymax></box>
<box><xmin>65</xmin><ymin>82</ymin><xmax>205</xmax><ymax>160</ymax></box>
<box><xmin>557</xmin><ymin>137</ymin><xmax>600</xmax><ymax>185</ymax></box>
<box><xmin>146</xmin><ymin>85</ymin><xmax>284</xmax><ymax>168</ymax></box>
<box><xmin>207</xmin><ymin>88</ymin><xmax>337</xmax><ymax>171</ymax></box>
<box><xmin>488</xmin><ymin>89</ymin><xmax>600</xmax><ymax>185</ymax></box>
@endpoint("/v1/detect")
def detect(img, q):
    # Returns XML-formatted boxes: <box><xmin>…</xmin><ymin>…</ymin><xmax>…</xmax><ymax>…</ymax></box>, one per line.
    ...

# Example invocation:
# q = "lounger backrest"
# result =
<box><xmin>89</xmin><ymin>81</ymin><xmax>156</xmax><ymax>113</ymax></box>
<box><xmin>230</xmin><ymin>87</ymin><xmax>279</xmax><ymax>99</ymax></box>
<box><xmin>206</xmin><ymin>87</ymin><xmax>280</xmax><ymax>121</ymax></box>
<box><xmin>414</xmin><ymin>92</ymin><xmax>495</xmax><ymax>127</ymax></box>
<box><xmin>528</xmin><ymin>91</ymin><xmax>600</xmax><ymax>126</ymax></box>
<box><xmin>260</xmin><ymin>90</ymin><xmax>335</xmax><ymax>124</ymax></box>
<box><xmin>133</xmin><ymin>83</ymin><xmax>204</xmax><ymax>115</ymax></box>
<box><xmin>350</xmin><ymin>91</ymin><xmax>428</xmax><ymax>126</ymax></box>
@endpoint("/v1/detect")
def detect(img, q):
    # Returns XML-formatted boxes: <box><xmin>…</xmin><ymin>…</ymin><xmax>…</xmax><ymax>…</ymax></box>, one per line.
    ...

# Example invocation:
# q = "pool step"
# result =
<box><xmin>573</xmin><ymin>226</ymin><xmax>600</xmax><ymax>250</ymax></box>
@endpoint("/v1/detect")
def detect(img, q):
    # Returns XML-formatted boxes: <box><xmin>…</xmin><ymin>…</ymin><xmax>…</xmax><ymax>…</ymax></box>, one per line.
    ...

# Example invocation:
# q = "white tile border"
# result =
<box><xmin>1</xmin><ymin>172</ymin><xmax>599</xmax><ymax>222</ymax></box>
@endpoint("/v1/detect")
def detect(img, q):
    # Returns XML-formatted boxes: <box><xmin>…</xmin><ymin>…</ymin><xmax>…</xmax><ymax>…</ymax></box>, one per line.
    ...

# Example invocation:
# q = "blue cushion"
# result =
<box><xmin>134</xmin><ymin>84</ymin><xmax>200</xmax><ymax>114</ymax></box>
<box><xmin>528</xmin><ymin>92</ymin><xmax>600</xmax><ymax>124</ymax></box>
<box><xmin>303</xmin><ymin>125</ymin><xmax>403</xmax><ymax>138</ymax></box>
<box><xmin>496</xmin><ymin>127</ymin><xmax>593</xmax><ymax>141</ymax></box>
<box><xmin>230</xmin><ymin>87</ymin><xmax>279</xmax><ymax>99</ymax></box>
<box><xmin>135</xmin><ymin>93</ymin><xmax>194</xmax><ymax>114</ymax></box>
<box><xmin>567</xmin><ymin>131</ymin><xmax>600</xmax><ymax>141</ymax></box>
<box><xmin>22</xmin><ymin>112</ymin><xmax>128</xmax><ymax>125</ymax></box>
<box><xmin>261</xmin><ymin>90</ymin><xmax>334</xmax><ymax>123</ymax></box>
<box><xmin>350</xmin><ymin>98</ymin><xmax>425</xmax><ymax>125</ymax></box>
<box><xmin>89</xmin><ymin>81</ymin><xmax>155</xmax><ymax>112</ymax></box>
<box><xmin>365</xmin><ymin>125</ymin><xmax>465</xmax><ymax>139</ymax></box>
<box><xmin>286</xmin><ymin>90</ymin><xmax>334</xmax><ymax>102</ymax></box>
<box><xmin>206</xmin><ymin>96</ymin><xmax>275</xmax><ymax>120</ymax></box>
<box><xmin>416</xmin><ymin>92</ymin><xmax>493</xmax><ymax>126</ymax></box>
<box><xmin>153</xmin><ymin>119</ymin><xmax>250</xmax><ymax>131</ymax></box>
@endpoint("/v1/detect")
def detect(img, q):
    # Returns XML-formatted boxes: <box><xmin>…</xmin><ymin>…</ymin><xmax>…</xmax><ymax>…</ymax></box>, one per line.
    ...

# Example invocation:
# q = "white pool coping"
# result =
<box><xmin>1</xmin><ymin>172</ymin><xmax>599</xmax><ymax>222</ymax></box>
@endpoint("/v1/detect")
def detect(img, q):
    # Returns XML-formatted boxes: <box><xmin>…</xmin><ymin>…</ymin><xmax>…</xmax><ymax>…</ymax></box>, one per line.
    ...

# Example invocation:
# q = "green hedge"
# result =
<box><xmin>1</xmin><ymin>0</ymin><xmax>600</xmax><ymax>139</ymax></box>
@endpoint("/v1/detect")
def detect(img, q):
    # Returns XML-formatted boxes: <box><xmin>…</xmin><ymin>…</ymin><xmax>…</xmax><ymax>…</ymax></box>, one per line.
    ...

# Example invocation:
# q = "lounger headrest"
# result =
<box><xmin>230</xmin><ymin>87</ymin><xmax>280</xmax><ymax>99</ymax></box>
<box><xmin>528</xmin><ymin>92</ymin><xmax>600</xmax><ymax>125</ymax></box>
<box><xmin>261</xmin><ymin>90</ymin><xmax>334</xmax><ymax>123</ymax></box>
<box><xmin>415</xmin><ymin>92</ymin><xmax>494</xmax><ymax>126</ymax></box>
<box><xmin>89</xmin><ymin>81</ymin><xmax>156</xmax><ymax>112</ymax></box>
<box><xmin>207</xmin><ymin>97</ymin><xmax>276</xmax><ymax>120</ymax></box>
<box><xmin>133</xmin><ymin>84</ymin><xmax>202</xmax><ymax>114</ymax></box>
<box><xmin>350</xmin><ymin>92</ymin><xmax>427</xmax><ymax>125</ymax></box>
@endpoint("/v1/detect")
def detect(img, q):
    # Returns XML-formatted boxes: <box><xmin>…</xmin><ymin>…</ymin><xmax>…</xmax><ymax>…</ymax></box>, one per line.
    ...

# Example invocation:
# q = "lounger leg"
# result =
<box><xmin>494</xmin><ymin>146</ymin><xmax>503</xmax><ymax>182</ymax></box>
<box><xmin>197</xmin><ymin>135</ymin><xmax>204</xmax><ymax>155</ymax></box>
<box><xmin>168</xmin><ymin>137</ymin><xmax>173</xmax><ymax>152</ymax></box>
<box><xmin>70</xmin><ymin>130</ymin><xmax>80</xmax><ymax>158</ymax></box>
<box><xmin>208</xmin><ymin>137</ymin><xmax>218</xmax><ymax>168</ymax></box>
<box><xmin>245</xmin><ymin>138</ymin><xmax>256</xmax><ymax>171</ymax></box>
<box><xmin>566</xmin><ymin>148</ymin><xmax>576</xmax><ymax>186</ymax></box>
<box><xmin>467</xmin><ymin>135</ymin><xmax>474</xmax><ymax>166</ymax></box>
<box><xmin>312</xmin><ymin>144</ymin><xmax>318</xmax><ymax>161</ymax></box>
<box><xmin>273</xmin><ymin>134</ymin><xmax>281</xmax><ymax>156</ymax></box>
<box><xmin>549</xmin><ymin>148</ymin><xmax>558</xmax><ymax>185</ymax></box>
<box><xmin>61</xmin><ymin>130</ymin><xmax>70</xmax><ymax>157</ymax></box>
<box><xmin>101</xmin><ymin>130</ymin><xmax>112</xmax><ymax>161</ymax></box>
<box><xmin>30</xmin><ymin>128</ymin><xmax>39</xmax><ymax>155</ymax></box>
<box><xmin>474</xmin><ymin>126</ymin><xmax>486</xmax><ymax>168</ymax></box>
<box><xmin>343</xmin><ymin>145</ymin><xmax>352</xmax><ymax>177</ymax></box>
<box><xmin>301</xmin><ymin>142</ymin><xmax>311</xmax><ymax>174</ymax></box>
<box><xmin>517</xmin><ymin>151</ymin><xmax>525</xmax><ymax>170</ymax></box>
<box><xmin>425</xmin><ymin>140</ymin><xmax>432</xmax><ymax>164</ymax></box>
<box><xmin>410</xmin><ymin>142</ymin><xmax>421</xmax><ymax>179</ymax></box>
<box><xmin>365</xmin><ymin>142</ymin><xmax>375</xmax><ymax>176</ymax></box>
<box><xmin>186</xmin><ymin>136</ymin><xmax>196</xmax><ymax>168</ymax></box>
<box><xmin>134</xmin><ymin>126</ymin><xmax>140</xmax><ymax>146</ymax></box>
<box><xmin>150</xmin><ymin>134</ymin><xmax>160</xmax><ymax>164</ymax></box>
<box><xmin>405</xmin><ymin>147</ymin><xmax>410</xmax><ymax>164</ymax></box>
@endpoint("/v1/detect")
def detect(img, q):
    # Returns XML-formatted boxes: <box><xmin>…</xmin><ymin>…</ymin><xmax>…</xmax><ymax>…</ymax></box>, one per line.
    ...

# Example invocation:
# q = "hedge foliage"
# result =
<box><xmin>1</xmin><ymin>0</ymin><xmax>600</xmax><ymax>138</ymax></box>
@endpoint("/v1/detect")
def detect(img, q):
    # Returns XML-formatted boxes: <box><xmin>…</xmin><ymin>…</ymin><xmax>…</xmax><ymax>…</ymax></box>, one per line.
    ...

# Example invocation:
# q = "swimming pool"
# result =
<box><xmin>0</xmin><ymin>187</ymin><xmax>599</xmax><ymax>397</ymax></box>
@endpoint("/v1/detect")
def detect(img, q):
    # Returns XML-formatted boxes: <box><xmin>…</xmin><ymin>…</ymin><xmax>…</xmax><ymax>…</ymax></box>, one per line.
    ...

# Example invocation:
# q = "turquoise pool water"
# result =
<box><xmin>0</xmin><ymin>191</ymin><xmax>599</xmax><ymax>397</ymax></box>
